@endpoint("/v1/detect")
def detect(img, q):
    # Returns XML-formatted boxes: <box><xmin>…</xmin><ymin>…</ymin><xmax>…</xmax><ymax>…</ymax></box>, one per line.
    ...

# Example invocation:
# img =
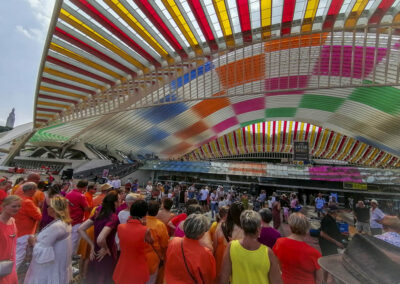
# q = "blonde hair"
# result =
<box><xmin>1</xmin><ymin>195</ymin><xmax>21</xmax><ymax>207</ymax></box>
<box><xmin>288</xmin><ymin>212</ymin><xmax>310</xmax><ymax>235</ymax></box>
<box><xmin>50</xmin><ymin>196</ymin><xmax>72</xmax><ymax>225</ymax></box>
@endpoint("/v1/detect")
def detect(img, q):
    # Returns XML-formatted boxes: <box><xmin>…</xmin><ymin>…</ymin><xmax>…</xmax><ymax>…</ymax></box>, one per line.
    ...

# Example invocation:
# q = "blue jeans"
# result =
<box><xmin>211</xmin><ymin>202</ymin><xmax>218</xmax><ymax>218</ymax></box>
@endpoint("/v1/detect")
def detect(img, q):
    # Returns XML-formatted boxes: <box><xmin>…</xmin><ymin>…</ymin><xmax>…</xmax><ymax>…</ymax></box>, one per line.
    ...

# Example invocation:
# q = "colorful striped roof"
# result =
<box><xmin>32</xmin><ymin>0</ymin><xmax>400</xmax><ymax>163</ymax></box>
<box><xmin>184</xmin><ymin>121</ymin><xmax>400</xmax><ymax>167</ymax></box>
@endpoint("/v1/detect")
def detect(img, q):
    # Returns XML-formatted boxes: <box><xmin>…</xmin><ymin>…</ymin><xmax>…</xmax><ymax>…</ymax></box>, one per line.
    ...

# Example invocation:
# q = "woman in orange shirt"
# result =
<box><xmin>165</xmin><ymin>214</ymin><xmax>216</xmax><ymax>284</ymax></box>
<box><xmin>113</xmin><ymin>200</ymin><xmax>153</xmax><ymax>284</ymax></box>
<box><xmin>0</xmin><ymin>195</ymin><xmax>22</xmax><ymax>284</ymax></box>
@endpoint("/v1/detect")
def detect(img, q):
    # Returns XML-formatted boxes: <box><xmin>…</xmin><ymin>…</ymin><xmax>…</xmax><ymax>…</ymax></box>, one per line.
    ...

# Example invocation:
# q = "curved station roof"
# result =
<box><xmin>31</xmin><ymin>0</ymin><xmax>400</xmax><ymax>166</ymax></box>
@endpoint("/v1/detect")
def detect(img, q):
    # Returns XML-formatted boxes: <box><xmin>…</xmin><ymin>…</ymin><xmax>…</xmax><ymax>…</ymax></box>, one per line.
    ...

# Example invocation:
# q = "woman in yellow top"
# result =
<box><xmin>219</xmin><ymin>210</ymin><xmax>282</xmax><ymax>284</ymax></box>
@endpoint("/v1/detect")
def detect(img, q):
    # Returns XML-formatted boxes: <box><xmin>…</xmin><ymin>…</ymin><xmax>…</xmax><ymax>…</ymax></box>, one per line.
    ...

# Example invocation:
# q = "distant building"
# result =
<box><xmin>6</xmin><ymin>108</ymin><xmax>15</xmax><ymax>128</ymax></box>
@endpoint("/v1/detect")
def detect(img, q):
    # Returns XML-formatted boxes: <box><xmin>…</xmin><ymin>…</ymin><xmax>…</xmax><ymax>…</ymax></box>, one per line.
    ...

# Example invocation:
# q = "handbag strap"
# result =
<box><xmin>181</xmin><ymin>240</ymin><xmax>198</xmax><ymax>284</ymax></box>
<box><xmin>150</xmin><ymin>243</ymin><xmax>163</xmax><ymax>262</ymax></box>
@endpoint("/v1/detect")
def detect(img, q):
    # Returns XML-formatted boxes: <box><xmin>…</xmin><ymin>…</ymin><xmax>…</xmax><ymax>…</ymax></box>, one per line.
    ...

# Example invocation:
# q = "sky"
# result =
<box><xmin>0</xmin><ymin>0</ymin><xmax>55</xmax><ymax>127</ymax></box>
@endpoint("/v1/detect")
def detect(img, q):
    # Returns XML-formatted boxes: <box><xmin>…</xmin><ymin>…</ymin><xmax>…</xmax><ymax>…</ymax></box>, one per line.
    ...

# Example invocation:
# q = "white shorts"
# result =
<box><xmin>16</xmin><ymin>235</ymin><xmax>30</xmax><ymax>269</ymax></box>
<box><xmin>356</xmin><ymin>221</ymin><xmax>371</xmax><ymax>233</ymax></box>
<box><xmin>71</xmin><ymin>223</ymin><xmax>82</xmax><ymax>255</ymax></box>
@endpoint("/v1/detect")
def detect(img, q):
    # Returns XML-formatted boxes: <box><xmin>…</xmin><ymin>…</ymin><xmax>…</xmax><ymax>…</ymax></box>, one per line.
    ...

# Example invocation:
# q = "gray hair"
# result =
<box><xmin>240</xmin><ymin>210</ymin><xmax>261</xmax><ymax>235</ymax></box>
<box><xmin>259</xmin><ymin>208</ymin><xmax>273</xmax><ymax>223</ymax></box>
<box><xmin>288</xmin><ymin>213</ymin><xmax>310</xmax><ymax>235</ymax></box>
<box><xmin>125</xmin><ymin>193</ymin><xmax>141</xmax><ymax>205</ymax></box>
<box><xmin>22</xmin><ymin>182</ymin><xmax>37</xmax><ymax>192</ymax></box>
<box><xmin>183</xmin><ymin>214</ymin><xmax>210</xmax><ymax>240</ymax></box>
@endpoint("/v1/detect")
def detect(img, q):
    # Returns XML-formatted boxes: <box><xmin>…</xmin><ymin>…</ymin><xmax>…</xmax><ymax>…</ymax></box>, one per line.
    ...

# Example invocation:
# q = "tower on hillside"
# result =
<box><xmin>6</xmin><ymin>108</ymin><xmax>15</xmax><ymax>128</ymax></box>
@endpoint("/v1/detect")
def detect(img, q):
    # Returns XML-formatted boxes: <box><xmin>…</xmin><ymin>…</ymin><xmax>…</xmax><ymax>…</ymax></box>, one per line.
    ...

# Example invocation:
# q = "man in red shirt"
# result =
<box><xmin>14</xmin><ymin>182</ymin><xmax>42</xmax><ymax>269</ymax></box>
<box><xmin>66</xmin><ymin>180</ymin><xmax>90</xmax><ymax>254</ymax></box>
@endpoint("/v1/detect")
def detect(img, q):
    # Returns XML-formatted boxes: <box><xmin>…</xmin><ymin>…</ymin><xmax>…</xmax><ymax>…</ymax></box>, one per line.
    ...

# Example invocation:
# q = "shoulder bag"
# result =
<box><xmin>150</xmin><ymin>243</ymin><xmax>164</xmax><ymax>268</ymax></box>
<box><xmin>181</xmin><ymin>240</ymin><xmax>198</xmax><ymax>284</ymax></box>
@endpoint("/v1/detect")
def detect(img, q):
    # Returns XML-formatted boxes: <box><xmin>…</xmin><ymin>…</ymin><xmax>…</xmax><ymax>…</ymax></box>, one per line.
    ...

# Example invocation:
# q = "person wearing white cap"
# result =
<box><xmin>370</xmin><ymin>199</ymin><xmax>385</xmax><ymax>236</ymax></box>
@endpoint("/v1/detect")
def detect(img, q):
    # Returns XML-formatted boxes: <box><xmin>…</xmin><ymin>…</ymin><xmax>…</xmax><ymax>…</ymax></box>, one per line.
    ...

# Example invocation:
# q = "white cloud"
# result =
<box><xmin>16</xmin><ymin>0</ymin><xmax>55</xmax><ymax>42</ymax></box>
<box><xmin>16</xmin><ymin>25</ymin><xmax>33</xmax><ymax>39</ymax></box>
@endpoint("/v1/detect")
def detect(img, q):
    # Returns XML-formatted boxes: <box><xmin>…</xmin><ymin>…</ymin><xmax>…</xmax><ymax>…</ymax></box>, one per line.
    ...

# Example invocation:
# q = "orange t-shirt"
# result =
<box><xmin>13</xmin><ymin>185</ymin><xmax>24</xmax><ymax>198</ymax></box>
<box><xmin>113</xmin><ymin>219</ymin><xmax>149</xmax><ymax>284</ymax></box>
<box><xmin>32</xmin><ymin>190</ymin><xmax>45</xmax><ymax>208</ymax></box>
<box><xmin>93</xmin><ymin>193</ymin><xmax>106</xmax><ymax>207</ymax></box>
<box><xmin>11</xmin><ymin>185</ymin><xmax>20</xmax><ymax>195</ymax></box>
<box><xmin>84</xmin><ymin>192</ymin><xmax>94</xmax><ymax>220</ymax></box>
<box><xmin>165</xmin><ymin>237</ymin><xmax>216</xmax><ymax>284</ymax></box>
<box><xmin>145</xmin><ymin>216</ymin><xmax>169</xmax><ymax>274</ymax></box>
<box><xmin>14</xmin><ymin>196</ymin><xmax>42</xmax><ymax>237</ymax></box>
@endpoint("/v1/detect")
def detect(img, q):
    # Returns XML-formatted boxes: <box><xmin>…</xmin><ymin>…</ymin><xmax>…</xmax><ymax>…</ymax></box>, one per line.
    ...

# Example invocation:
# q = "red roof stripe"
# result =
<box><xmin>36</xmin><ymin>107</ymin><xmax>62</xmax><ymax>113</ymax></box>
<box><xmin>46</xmin><ymin>56</ymin><xmax>114</xmax><ymax>85</ymax></box>
<box><xmin>187</xmin><ymin>0</ymin><xmax>218</xmax><ymax>50</ymax></box>
<box><xmin>312</xmin><ymin>127</ymin><xmax>322</xmax><ymax>154</ymax></box>
<box><xmin>272</xmin><ymin>121</ymin><xmax>276</xmax><ymax>152</ymax></box>
<box><xmin>345</xmin><ymin>141</ymin><xmax>359</xmax><ymax>161</ymax></box>
<box><xmin>38</xmin><ymin>94</ymin><xmax>79</xmax><ymax>104</ymax></box>
<box><xmin>54</xmin><ymin>27</ymin><xmax>135</xmax><ymax>76</ymax></box>
<box><xmin>252</xmin><ymin>124</ymin><xmax>257</xmax><ymax>152</ymax></box>
<box><xmin>358</xmin><ymin>146</ymin><xmax>373</xmax><ymax>163</ymax></box>
<box><xmin>281</xmin><ymin>0</ymin><xmax>296</xmax><ymax>36</ymax></box>
<box><xmin>323</xmin><ymin>0</ymin><xmax>345</xmax><ymax>30</ymax></box>
<box><xmin>280</xmin><ymin>121</ymin><xmax>287</xmax><ymax>152</ymax></box>
<box><xmin>372</xmin><ymin>151</ymin><xmax>384</xmax><ymax>166</ymax></box>
<box><xmin>133</xmin><ymin>0</ymin><xmax>186</xmax><ymax>58</ymax></box>
<box><xmin>71</xmin><ymin>0</ymin><xmax>160</xmax><ymax>67</ymax></box>
<box><xmin>236</xmin><ymin>0</ymin><xmax>252</xmax><ymax>42</ymax></box>
<box><xmin>224</xmin><ymin>135</ymin><xmax>232</xmax><ymax>155</ymax></box>
<box><xmin>331</xmin><ymin>136</ymin><xmax>347</xmax><ymax>160</ymax></box>
<box><xmin>368</xmin><ymin>0</ymin><xmax>395</xmax><ymax>24</ymax></box>
<box><xmin>242</xmin><ymin>127</ymin><xmax>248</xmax><ymax>153</ymax></box>
<box><xmin>321</xmin><ymin>131</ymin><xmax>334</xmax><ymax>157</ymax></box>
<box><xmin>41</xmin><ymin>77</ymin><xmax>96</xmax><ymax>95</ymax></box>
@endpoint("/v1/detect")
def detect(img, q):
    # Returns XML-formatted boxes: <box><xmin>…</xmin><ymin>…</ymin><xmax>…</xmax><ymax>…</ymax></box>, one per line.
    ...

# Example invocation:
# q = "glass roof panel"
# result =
<box><xmin>225</xmin><ymin>0</ymin><xmax>241</xmax><ymax>35</ymax></box>
<box><xmin>154</xmin><ymin>0</ymin><xmax>191</xmax><ymax>48</ymax></box>
<box><xmin>271</xmin><ymin>0</ymin><xmax>284</xmax><ymax>25</ymax></box>
<box><xmin>125</xmin><ymin>0</ymin><xmax>175</xmax><ymax>52</ymax></box>
<box><xmin>202</xmin><ymin>0</ymin><xmax>224</xmax><ymax>39</ymax></box>
<box><xmin>180</xmin><ymin>0</ymin><xmax>207</xmax><ymax>43</ymax></box>
<box><xmin>250</xmin><ymin>0</ymin><xmax>261</xmax><ymax>29</ymax></box>
<box><xmin>339</xmin><ymin>0</ymin><xmax>353</xmax><ymax>14</ymax></box>
<box><xmin>293</xmin><ymin>0</ymin><xmax>307</xmax><ymax>21</ymax></box>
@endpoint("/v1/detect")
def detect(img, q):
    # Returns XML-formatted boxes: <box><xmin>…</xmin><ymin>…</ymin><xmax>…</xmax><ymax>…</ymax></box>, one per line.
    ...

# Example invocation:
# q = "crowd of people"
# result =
<box><xmin>0</xmin><ymin>174</ymin><xmax>400</xmax><ymax>284</ymax></box>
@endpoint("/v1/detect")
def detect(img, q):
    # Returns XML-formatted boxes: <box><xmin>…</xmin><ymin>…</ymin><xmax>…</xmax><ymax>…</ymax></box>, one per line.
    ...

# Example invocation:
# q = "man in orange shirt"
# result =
<box><xmin>13</xmin><ymin>173</ymin><xmax>41</xmax><ymax>197</ymax></box>
<box><xmin>146</xmin><ymin>201</ymin><xmax>169</xmax><ymax>284</ymax></box>
<box><xmin>156</xmin><ymin>198</ymin><xmax>175</xmax><ymax>236</ymax></box>
<box><xmin>93</xmin><ymin>183</ymin><xmax>112</xmax><ymax>207</ymax></box>
<box><xmin>14</xmin><ymin>182</ymin><xmax>42</xmax><ymax>269</ymax></box>
<box><xmin>32</xmin><ymin>181</ymin><xmax>46</xmax><ymax>208</ymax></box>
<box><xmin>84</xmin><ymin>183</ymin><xmax>96</xmax><ymax>220</ymax></box>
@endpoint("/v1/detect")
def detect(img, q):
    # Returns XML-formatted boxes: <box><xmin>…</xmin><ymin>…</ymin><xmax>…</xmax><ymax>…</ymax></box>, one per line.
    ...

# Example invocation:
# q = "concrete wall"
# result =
<box><xmin>122</xmin><ymin>169</ymin><xmax>154</xmax><ymax>187</ymax></box>
<box><xmin>13</xmin><ymin>156</ymin><xmax>85</xmax><ymax>169</ymax></box>
<box><xmin>74</xmin><ymin>159</ymin><xmax>113</xmax><ymax>173</ymax></box>
<box><xmin>71</xmin><ymin>141</ymin><xmax>98</xmax><ymax>159</ymax></box>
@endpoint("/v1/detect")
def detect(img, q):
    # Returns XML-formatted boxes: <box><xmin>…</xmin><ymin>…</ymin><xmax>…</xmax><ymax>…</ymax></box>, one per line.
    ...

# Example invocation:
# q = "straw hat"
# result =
<box><xmin>381</xmin><ymin>215</ymin><xmax>400</xmax><ymax>232</ymax></box>
<box><xmin>318</xmin><ymin>234</ymin><xmax>400</xmax><ymax>284</ymax></box>
<box><xmin>100</xmin><ymin>183</ymin><xmax>112</xmax><ymax>191</ymax></box>
<box><xmin>370</xmin><ymin>199</ymin><xmax>379</xmax><ymax>205</ymax></box>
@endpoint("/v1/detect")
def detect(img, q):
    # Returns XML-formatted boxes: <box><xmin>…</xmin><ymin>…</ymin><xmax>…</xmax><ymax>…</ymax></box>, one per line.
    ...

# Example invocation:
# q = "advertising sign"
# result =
<box><xmin>293</xmin><ymin>141</ymin><xmax>309</xmax><ymax>161</ymax></box>
<box><xmin>102</xmin><ymin>169</ymin><xmax>109</xmax><ymax>178</ymax></box>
